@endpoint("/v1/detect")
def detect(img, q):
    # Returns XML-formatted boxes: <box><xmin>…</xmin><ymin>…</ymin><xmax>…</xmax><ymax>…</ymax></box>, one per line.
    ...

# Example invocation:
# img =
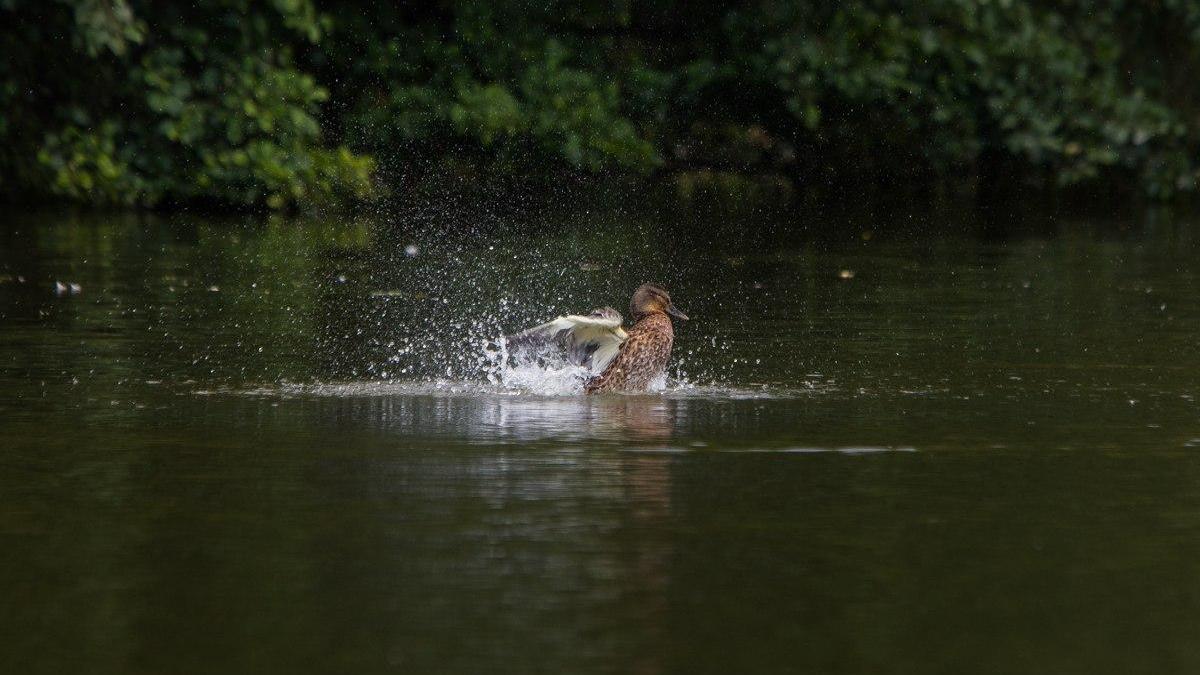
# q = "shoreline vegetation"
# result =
<box><xmin>3</xmin><ymin>1</ymin><xmax>1199</xmax><ymax>213</ymax></box>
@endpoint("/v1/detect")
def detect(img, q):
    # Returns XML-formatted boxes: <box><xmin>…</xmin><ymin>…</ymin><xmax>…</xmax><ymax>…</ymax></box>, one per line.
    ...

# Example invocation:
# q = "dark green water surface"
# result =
<box><xmin>2</xmin><ymin>207</ymin><xmax>1200</xmax><ymax>674</ymax></box>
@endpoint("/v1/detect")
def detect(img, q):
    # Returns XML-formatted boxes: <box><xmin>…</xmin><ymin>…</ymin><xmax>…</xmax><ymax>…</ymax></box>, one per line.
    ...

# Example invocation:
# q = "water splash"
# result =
<box><xmin>295</xmin><ymin>214</ymin><xmax>756</xmax><ymax>396</ymax></box>
<box><xmin>498</xmin><ymin>361</ymin><xmax>592</xmax><ymax>395</ymax></box>
<box><xmin>247</xmin><ymin>328</ymin><xmax>748</xmax><ymax>399</ymax></box>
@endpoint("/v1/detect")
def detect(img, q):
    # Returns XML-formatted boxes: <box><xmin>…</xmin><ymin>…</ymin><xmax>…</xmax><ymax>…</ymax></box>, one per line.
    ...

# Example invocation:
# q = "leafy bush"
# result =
<box><xmin>1</xmin><ymin>0</ymin><xmax>372</xmax><ymax>209</ymax></box>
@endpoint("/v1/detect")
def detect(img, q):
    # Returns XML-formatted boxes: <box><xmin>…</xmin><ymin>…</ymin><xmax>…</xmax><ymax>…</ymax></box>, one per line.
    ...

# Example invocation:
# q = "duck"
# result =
<box><xmin>506</xmin><ymin>283</ymin><xmax>688</xmax><ymax>393</ymax></box>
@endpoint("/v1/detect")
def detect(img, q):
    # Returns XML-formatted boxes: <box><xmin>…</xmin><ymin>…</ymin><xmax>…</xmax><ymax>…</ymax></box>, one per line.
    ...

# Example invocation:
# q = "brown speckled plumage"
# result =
<box><xmin>584</xmin><ymin>314</ymin><xmax>674</xmax><ymax>393</ymax></box>
<box><xmin>584</xmin><ymin>284</ymin><xmax>686</xmax><ymax>394</ymax></box>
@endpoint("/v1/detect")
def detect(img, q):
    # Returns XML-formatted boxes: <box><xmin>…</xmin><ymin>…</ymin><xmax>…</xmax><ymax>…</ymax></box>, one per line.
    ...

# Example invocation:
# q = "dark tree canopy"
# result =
<box><xmin>2</xmin><ymin>0</ymin><xmax>1198</xmax><ymax>209</ymax></box>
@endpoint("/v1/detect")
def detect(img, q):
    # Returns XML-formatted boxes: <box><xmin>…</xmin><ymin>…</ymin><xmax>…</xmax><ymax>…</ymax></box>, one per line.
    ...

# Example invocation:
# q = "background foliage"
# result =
<box><xmin>2</xmin><ymin>0</ymin><xmax>1198</xmax><ymax>209</ymax></box>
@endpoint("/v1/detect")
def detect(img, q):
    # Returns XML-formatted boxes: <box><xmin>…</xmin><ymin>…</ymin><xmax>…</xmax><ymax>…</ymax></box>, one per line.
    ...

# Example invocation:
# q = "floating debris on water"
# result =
<box><xmin>208</xmin><ymin>285</ymin><xmax>220</xmax><ymax>292</ymax></box>
<box><xmin>405</xmin><ymin>244</ymin><xmax>419</xmax><ymax>257</ymax></box>
<box><xmin>838</xmin><ymin>269</ymin><xmax>856</xmax><ymax>279</ymax></box>
<box><xmin>54</xmin><ymin>281</ymin><xmax>83</xmax><ymax>295</ymax></box>
<box><xmin>578</xmin><ymin>262</ymin><xmax>602</xmax><ymax>271</ymax></box>
<box><xmin>370</xmin><ymin>290</ymin><xmax>406</xmax><ymax>298</ymax></box>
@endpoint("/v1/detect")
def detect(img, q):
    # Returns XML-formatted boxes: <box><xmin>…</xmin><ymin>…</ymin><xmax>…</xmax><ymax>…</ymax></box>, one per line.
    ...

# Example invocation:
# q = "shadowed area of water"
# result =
<box><xmin>3</xmin><ymin>206</ymin><xmax>1200</xmax><ymax>674</ymax></box>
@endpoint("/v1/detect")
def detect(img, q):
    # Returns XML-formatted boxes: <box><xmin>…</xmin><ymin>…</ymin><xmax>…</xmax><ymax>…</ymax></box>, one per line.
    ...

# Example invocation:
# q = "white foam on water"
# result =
<box><xmin>496</xmin><ymin>360</ymin><xmax>592</xmax><ymax>396</ymax></box>
<box><xmin>237</xmin><ymin>330</ymin><xmax>795</xmax><ymax>400</ymax></box>
<box><xmin>244</xmin><ymin>373</ymin><xmax>785</xmax><ymax>401</ymax></box>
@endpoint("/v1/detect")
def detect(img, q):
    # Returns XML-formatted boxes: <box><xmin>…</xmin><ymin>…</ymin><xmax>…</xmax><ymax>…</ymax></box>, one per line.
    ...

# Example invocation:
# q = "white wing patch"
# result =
<box><xmin>506</xmin><ymin>307</ymin><xmax>628</xmax><ymax>373</ymax></box>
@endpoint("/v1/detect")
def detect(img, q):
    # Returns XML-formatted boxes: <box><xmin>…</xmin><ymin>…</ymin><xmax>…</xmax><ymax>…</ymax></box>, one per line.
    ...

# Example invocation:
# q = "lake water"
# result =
<box><xmin>3</xmin><ymin>204</ymin><xmax>1200</xmax><ymax>674</ymax></box>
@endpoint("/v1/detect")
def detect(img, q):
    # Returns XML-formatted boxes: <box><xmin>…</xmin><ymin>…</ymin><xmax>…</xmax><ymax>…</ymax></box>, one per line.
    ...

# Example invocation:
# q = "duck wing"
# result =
<box><xmin>506</xmin><ymin>307</ymin><xmax>628</xmax><ymax>372</ymax></box>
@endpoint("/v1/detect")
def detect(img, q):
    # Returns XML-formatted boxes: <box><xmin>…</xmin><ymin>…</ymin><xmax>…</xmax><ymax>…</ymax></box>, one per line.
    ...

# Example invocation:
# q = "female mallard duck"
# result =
<box><xmin>506</xmin><ymin>283</ymin><xmax>688</xmax><ymax>393</ymax></box>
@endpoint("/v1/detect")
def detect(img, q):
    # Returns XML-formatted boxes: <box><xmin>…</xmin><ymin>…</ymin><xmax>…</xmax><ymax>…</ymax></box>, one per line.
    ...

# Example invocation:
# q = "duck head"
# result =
<box><xmin>630</xmin><ymin>283</ymin><xmax>688</xmax><ymax>321</ymax></box>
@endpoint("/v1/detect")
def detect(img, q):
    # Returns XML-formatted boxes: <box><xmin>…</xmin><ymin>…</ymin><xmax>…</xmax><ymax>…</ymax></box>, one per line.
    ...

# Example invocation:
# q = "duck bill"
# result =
<box><xmin>666</xmin><ymin>303</ymin><xmax>689</xmax><ymax>320</ymax></box>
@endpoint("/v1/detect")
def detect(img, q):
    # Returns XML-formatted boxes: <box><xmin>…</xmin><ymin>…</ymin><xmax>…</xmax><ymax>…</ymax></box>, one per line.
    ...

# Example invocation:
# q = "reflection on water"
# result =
<box><xmin>4</xmin><ymin>207</ymin><xmax>1200</xmax><ymax>674</ymax></box>
<box><xmin>262</xmin><ymin>381</ymin><xmax>765</xmax><ymax>445</ymax></box>
<box><xmin>239</xmin><ymin>382</ymin><xmax>914</xmax><ymax>452</ymax></box>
